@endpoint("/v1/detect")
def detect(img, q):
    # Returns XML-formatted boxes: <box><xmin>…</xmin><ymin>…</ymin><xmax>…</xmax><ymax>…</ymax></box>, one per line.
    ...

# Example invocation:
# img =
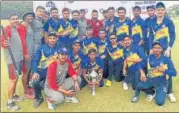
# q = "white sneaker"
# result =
<box><xmin>46</xmin><ymin>98</ymin><xmax>56</xmax><ymax>110</ymax></box>
<box><xmin>146</xmin><ymin>94</ymin><xmax>155</xmax><ymax>102</ymax></box>
<box><xmin>168</xmin><ymin>93</ymin><xmax>177</xmax><ymax>103</ymax></box>
<box><xmin>123</xmin><ymin>82</ymin><xmax>128</xmax><ymax>91</ymax></box>
<box><xmin>65</xmin><ymin>96</ymin><xmax>79</xmax><ymax>103</ymax></box>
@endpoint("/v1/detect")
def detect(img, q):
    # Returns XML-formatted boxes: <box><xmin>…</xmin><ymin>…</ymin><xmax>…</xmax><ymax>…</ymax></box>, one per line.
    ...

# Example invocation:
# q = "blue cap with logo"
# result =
<box><xmin>156</xmin><ymin>2</ymin><xmax>165</xmax><ymax>9</ymax></box>
<box><xmin>152</xmin><ymin>41</ymin><xmax>163</xmax><ymax>49</ymax></box>
<box><xmin>73</xmin><ymin>39</ymin><xmax>81</xmax><ymax>45</ymax></box>
<box><xmin>57</xmin><ymin>47</ymin><xmax>68</xmax><ymax>54</ymax></box>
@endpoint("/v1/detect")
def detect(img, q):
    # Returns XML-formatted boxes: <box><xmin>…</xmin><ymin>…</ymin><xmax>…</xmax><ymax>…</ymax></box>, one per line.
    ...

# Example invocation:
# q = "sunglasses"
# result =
<box><xmin>110</xmin><ymin>38</ymin><xmax>116</xmax><ymax>40</ymax></box>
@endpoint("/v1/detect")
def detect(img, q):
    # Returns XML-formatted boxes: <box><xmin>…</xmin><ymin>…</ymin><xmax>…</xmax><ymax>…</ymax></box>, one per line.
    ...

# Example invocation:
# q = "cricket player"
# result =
<box><xmin>43</xmin><ymin>7</ymin><xmax>60</xmax><ymax>43</ymax></box>
<box><xmin>97</xmin><ymin>28</ymin><xmax>109</xmax><ymax>78</ymax></box>
<box><xmin>122</xmin><ymin>35</ymin><xmax>146</xmax><ymax>91</ymax></box>
<box><xmin>104</xmin><ymin>33</ymin><xmax>124</xmax><ymax>87</ymax></box>
<box><xmin>81</xmin><ymin>25</ymin><xmax>98</xmax><ymax>55</ymax></box>
<box><xmin>31</xmin><ymin>31</ymin><xmax>59</xmax><ymax>108</ymax></box>
<box><xmin>131</xmin><ymin>6</ymin><xmax>146</xmax><ymax>47</ymax></box>
<box><xmin>78</xmin><ymin>9</ymin><xmax>88</xmax><ymax>39</ymax></box>
<box><xmin>68</xmin><ymin>39</ymin><xmax>85</xmax><ymax>76</ymax></box>
<box><xmin>114</xmin><ymin>7</ymin><xmax>132</xmax><ymax>47</ymax></box>
<box><xmin>44</xmin><ymin>47</ymin><xmax>81</xmax><ymax>110</ymax></box>
<box><xmin>144</xmin><ymin>5</ymin><xmax>156</xmax><ymax>55</ymax></box>
<box><xmin>87</xmin><ymin>9</ymin><xmax>103</xmax><ymax>37</ymax></box>
<box><xmin>57</xmin><ymin>8</ymin><xmax>72</xmax><ymax>49</ymax></box>
<box><xmin>21</xmin><ymin>12</ymin><xmax>36</xmax><ymax>99</ymax></box>
<box><xmin>80</xmin><ymin>48</ymin><xmax>104</xmax><ymax>88</ymax></box>
<box><xmin>105</xmin><ymin>7</ymin><xmax>118</xmax><ymax>38</ymax></box>
<box><xmin>31</xmin><ymin>6</ymin><xmax>45</xmax><ymax>53</ymax></box>
<box><xmin>69</xmin><ymin>10</ymin><xmax>80</xmax><ymax>48</ymax></box>
<box><xmin>1</xmin><ymin>14</ymin><xmax>28</xmax><ymax>111</ymax></box>
<box><xmin>42</xmin><ymin>11</ymin><xmax>50</xmax><ymax>24</ymax></box>
<box><xmin>131</xmin><ymin>42</ymin><xmax>177</xmax><ymax>106</ymax></box>
<box><xmin>101</xmin><ymin>9</ymin><xmax>108</xmax><ymax>26</ymax></box>
<box><xmin>149</xmin><ymin>2</ymin><xmax>176</xmax><ymax>103</ymax></box>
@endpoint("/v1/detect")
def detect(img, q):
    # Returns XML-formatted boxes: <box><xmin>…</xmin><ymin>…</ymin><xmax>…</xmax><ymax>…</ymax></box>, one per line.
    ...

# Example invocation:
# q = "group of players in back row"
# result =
<box><xmin>1</xmin><ymin>1</ymin><xmax>177</xmax><ymax>111</ymax></box>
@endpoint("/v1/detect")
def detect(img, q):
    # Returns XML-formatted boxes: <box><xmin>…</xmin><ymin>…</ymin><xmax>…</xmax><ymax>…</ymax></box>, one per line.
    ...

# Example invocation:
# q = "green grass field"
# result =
<box><xmin>1</xmin><ymin>20</ymin><xmax>179</xmax><ymax>112</ymax></box>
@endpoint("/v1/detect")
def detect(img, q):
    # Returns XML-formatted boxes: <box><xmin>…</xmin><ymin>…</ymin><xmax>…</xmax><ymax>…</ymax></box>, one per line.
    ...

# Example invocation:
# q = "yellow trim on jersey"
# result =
<box><xmin>127</xmin><ymin>53</ymin><xmax>140</xmax><ymax>67</ymax></box>
<box><xmin>107</xmin><ymin>48</ymin><xmax>124</xmax><ymax>61</ymax></box>
<box><xmin>116</xmin><ymin>25</ymin><xmax>129</xmax><ymax>36</ymax></box>
<box><xmin>98</xmin><ymin>45</ymin><xmax>106</xmax><ymax>54</ymax></box>
<box><xmin>132</xmin><ymin>25</ymin><xmax>142</xmax><ymax>38</ymax></box>
<box><xmin>154</xmin><ymin>27</ymin><xmax>169</xmax><ymax>41</ymax></box>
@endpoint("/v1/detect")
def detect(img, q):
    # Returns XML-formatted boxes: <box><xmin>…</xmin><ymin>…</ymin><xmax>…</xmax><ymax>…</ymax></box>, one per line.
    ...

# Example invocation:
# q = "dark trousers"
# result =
<box><xmin>32</xmin><ymin>69</ymin><xmax>47</xmax><ymax>100</ymax></box>
<box><xmin>80</xmin><ymin>76</ymin><xmax>104</xmax><ymax>88</ymax></box>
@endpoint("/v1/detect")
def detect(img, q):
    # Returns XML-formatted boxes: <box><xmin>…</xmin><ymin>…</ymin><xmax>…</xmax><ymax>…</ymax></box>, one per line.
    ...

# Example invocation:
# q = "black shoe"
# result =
<box><xmin>33</xmin><ymin>98</ymin><xmax>44</xmax><ymax>108</ymax></box>
<box><xmin>6</xmin><ymin>101</ymin><xmax>20</xmax><ymax>111</ymax></box>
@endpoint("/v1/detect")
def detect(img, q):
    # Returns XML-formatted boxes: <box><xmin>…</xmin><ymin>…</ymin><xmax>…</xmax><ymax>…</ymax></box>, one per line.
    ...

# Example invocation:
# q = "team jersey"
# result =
<box><xmin>104</xmin><ymin>43</ymin><xmax>124</xmax><ymax>63</ymax></box>
<box><xmin>81</xmin><ymin>56</ymin><xmax>104</xmax><ymax>73</ymax></box>
<box><xmin>31</xmin><ymin>43</ymin><xmax>59</xmax><ymax>74</ymax></box>
<box><xmin>147</xmin><ymin>54</ymin><xmax>176</xmax><ymax>85</ymax></box>
<box><xmin>105</xmin><ymin>16</ymin><xmax>118</xmax><ymax>38</ymax></box>
<box><xmin>149</xmin><ymin>16</ymin><xmax>175</xmax><ymax>51</ymax></box>
<box><xmin>69</xmin><ymin>19</ymin><xmax>79</xmax><ymax>40</ymax></box>
<box><xmin>81</xmin><ymin>36</ymin><xmax>99</xmax><ymax>55</ymax></box>
<box><xmin>131</xmin><ymin>16</ymin><xmax>146</xmax><ymax>45</ymax></box>
<box><xmin>43</xmin><ymin>17</ymin><xmax>60</xmax><ymax>33</ymax></box>
<box><xmin>114</xmin><ymin>17</ymin><xmax>132</xmax><ymax>42</ymax></box>
<box><xmin>68</xmin><ymin>50</ymin><xmax>85</xmax><ymax>70</ymax></box>
<box><xmin>123</xmin><ymin>44</ymin><xmax>146</xmax><ymax>71</ymax></box>
<box><xmin>96</xmin><ymin>38</ymin><xmax>109</xmax><ymax>57</ymax></box>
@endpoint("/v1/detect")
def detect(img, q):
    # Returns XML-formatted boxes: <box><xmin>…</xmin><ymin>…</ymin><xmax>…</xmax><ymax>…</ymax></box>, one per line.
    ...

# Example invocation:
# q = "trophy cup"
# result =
<box><xmin>88</xmin><ymin>70</ymin><xmax>98</xmax><ymax>96</ymax></box>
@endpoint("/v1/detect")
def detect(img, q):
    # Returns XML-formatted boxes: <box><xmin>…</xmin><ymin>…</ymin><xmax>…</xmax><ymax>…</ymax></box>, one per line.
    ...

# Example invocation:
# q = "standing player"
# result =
<box><xmin>105</xmin><ymin>7</ymin><xmax>118</xmax><ymax>38</ymax></box>
<box><xmin>87</xmin><ymin>9</ymin><xmax>103</xmax><ymax>38</ymax></box>
<box><xmin>21</xmin><ymin>12</ymin><xmax>36</xmax><ymax>99</ymax></box>
<box><xmin>114</xmin><ymin>7</ymin><xmax>131</xmax><ymax>47</ymax></box>
<box><xmin>144</xmin><ymin>5</ymin><xmax>156</xmax><ymax>55</ymax></box>
<box><xmin>1</xmin><ymin>14</ymin><xmax>28</xmax><ymax>111</ymax></box>
<box><xmin>57</xmin><ymin>8</ymin><xmax>72</xmax><ymax>49</ymax></box>
<box><xmin>78</xmin><ymin>9</ymin><xmax>88</xmax><ymax>39</ymax></box>
<box><xmin>149</xmin><ymin>2</ymin><xmax>176</xmax><ymax>103</ymax></box>
<box><xmin>69</xmin><ymin>10</ymin><xmax>80</xmax><ymax>48</ymax></box>
<box><xmin>31</xmin><ymin>6</ymin><xmax>45</xmax><ymax>53</ymax></box>
<box><xmin>101</xmin><ymin>9</ymin><xmax>108</xmax><ymax>26</ymax></box>
<box><xmin>131</xmin><ymin>6</ymin><xmax>146</xmax><ymax>48</ymax></box>
<box><xmin>43</xmin><ymin>7</ymin><xmax>60</xmax><ymax>43</ymax></box>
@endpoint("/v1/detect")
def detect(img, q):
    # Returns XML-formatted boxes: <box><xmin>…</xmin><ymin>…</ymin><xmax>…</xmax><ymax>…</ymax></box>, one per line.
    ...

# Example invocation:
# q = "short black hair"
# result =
<box><xmin>72</xmin><ymin>10</ymin><xmax>80</xmax><ymax>14</ymax></box>
<box><xmin>99</xmin><ymin>28</ymin><xmax>106</xmax><ymax>32</ymax></box>
<box><xmin>92</xmin><ymin>9</ymin><xmax>98</xmax><ymax>13</ymax></box>
<box><xmin>50</xmin><ymin>7</ymin><xmax>58</xmax><ymax>12</ymax></box>
<box><xmin>133</xmin><ymin>6</ymin><xmax>141</xmax><ymax>11</ymax></box>
<box><xmin>109</xmin><ymin>32</ymin><xmax>116</xmax><ymax>37</ymax></box>
<box><xmin>9</xmin><ymin>13</ymin><xmax>19</xmax><ymax>19</ymax></box>
<box><xmin>88</xmin><ymin>48</ymin><xmax>97</xmax><ymax>54</ymax></box>
<box><xmin>107</xmin><ymin>7</ymin><xmax>115</xmax><ymax>12</ymax></box>
<box><xmin>36</xmin><ymin>6</ymin><xmax>45</xmax><ymax>11</ymax></box>
<box><xmin>118</xmin><ymin>7</ymin><xmax>126</xmax><ymax>12</ymax></box>
<box><xmin>123</xmin><ymin>35</ymin><xmax>132</xmax><ymax>39</ymax></box>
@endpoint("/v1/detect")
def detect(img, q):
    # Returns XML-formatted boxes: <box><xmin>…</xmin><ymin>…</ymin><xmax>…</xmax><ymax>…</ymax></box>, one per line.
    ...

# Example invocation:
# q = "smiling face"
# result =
<box><xmin>147</xmin><ymin>8</ymin><xmax>155</xmax><ymax>17</ymax></box>
<box><xmin>123</xmin><ymin>36</ymin><xmax>132</xmax><ymax>47</ymax></box>
<box><xmin>152</xmin><ymin>44</ymin><xmax>163</xmax><ymax>55</ymax></box>
<box><xmin>156</xmin><ymin>7</ymin><xmax>166</xmax><ymax>17</ymax></box>
<box><xmin>10</xmin><ymin>15</ymin><xmax>19</xmax><ymax>27</ymax></box>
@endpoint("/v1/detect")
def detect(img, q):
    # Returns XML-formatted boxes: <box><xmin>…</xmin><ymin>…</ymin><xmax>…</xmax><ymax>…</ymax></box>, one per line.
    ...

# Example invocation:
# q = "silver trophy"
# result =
<box><xmin>88</xmin><ymin>70</ymin><xmax>98</xmax><ymax>96</ymax></box>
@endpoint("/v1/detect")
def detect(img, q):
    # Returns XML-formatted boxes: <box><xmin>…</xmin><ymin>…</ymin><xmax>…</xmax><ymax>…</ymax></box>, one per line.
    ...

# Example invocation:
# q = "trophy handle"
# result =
<box><xmin>92</xmin><ymin>84</ymin><xmax>95</xmax><ymax>96</ymax></box>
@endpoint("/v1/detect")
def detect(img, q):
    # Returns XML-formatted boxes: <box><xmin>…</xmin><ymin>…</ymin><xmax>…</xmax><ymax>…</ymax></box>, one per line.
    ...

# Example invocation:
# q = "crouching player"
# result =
<box><xmin>44</xmin><ymin>47</ymin><xmax>81</xmax><ymax>110</ymax></box>
<box><xmin>131</xmin><ymin>42</ymin><xmax>177</xmax><ymax>106</ymax></box>
<box><xmin>122</xmin><ymin>35</ymin><xmax>146</xmax><ymax>91</ymax></box>
<box><xmin>80</xmin><ymin>49</ymin><xmax>104</xmax><ymax>89</ymax></box>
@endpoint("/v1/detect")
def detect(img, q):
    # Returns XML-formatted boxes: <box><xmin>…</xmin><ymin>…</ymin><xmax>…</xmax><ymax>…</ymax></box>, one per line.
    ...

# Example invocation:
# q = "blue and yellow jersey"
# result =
<box><xmin>149</xmin><ymin>16</ymin><xmax>176</xmax><ymax>50</ymax></box>
<box><xmin>96</xmin><ymin>39</ymin><xmax>109</xmax><ymax>57</ymax></box>
<box><xmin>131</xmin><ymin>16</ymin><xmax>146</xmax><ymax>45</ymax></box>
<box><xmin>147</xmin><ymin>54</ymin><xmax>176</xmax><ymax>83</ymax></box>
<box><xmin>81</xmin><ymin>56</ymin><xmax>104</xmax><ymax>73</ymax></box>
<box><xmin>69</xmin><ymin>19</ymin><xmax>79</xmax><ymax>39</ymax></box>
<box><xmin>57</xmin><ymin>18</ymin><xmax>72</xmax><ymax>42</ymax></box>
<box><xmin>105</xmin><ymin>16</ymin><xmax>118</xmax><ymax>38</ymax></box>
<box><xmin>114</xmin><ymin>17</ymin><xmax>132</xmax><ymax>42</ymax></box>
<box><xmin>68</xmin><ymin>50</ymin><xmax>85</xmax><ymax>70</ymax></box>
<box><xmin>43</xmin><ymin>17</ymin><xmax>60</xmax><ymax>33</ymax></box>
<box><xmin>81</xmin><ymin>37</ymin><xmax>99</xmax><ymax>55</ymax></box>
<box><xmin>104</xmin><ymin>43</ymin><xmax>124</xmax><ymax>63</ymax></box>
<box><xmin>123</xmin><ymin>44</ymin><xmax>146</xmax><ymax>71</ymax></box>
<box><xmin>144</xmin><ymin>16</ymin><xmax>156</xmax><ymax>49</ymax></box>
<box><xmin>31</xmin><ymin>44</ymin><xmax>59</xmax><ymax>74</ymax></box>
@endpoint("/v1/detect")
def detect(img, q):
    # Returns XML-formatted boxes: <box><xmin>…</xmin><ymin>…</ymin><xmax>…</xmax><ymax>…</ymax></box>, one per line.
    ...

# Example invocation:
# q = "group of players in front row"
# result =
<box><xmin>1</xmin><ymin>2</ymin><xmax>177</xmax><ymax>111</ymax></box>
